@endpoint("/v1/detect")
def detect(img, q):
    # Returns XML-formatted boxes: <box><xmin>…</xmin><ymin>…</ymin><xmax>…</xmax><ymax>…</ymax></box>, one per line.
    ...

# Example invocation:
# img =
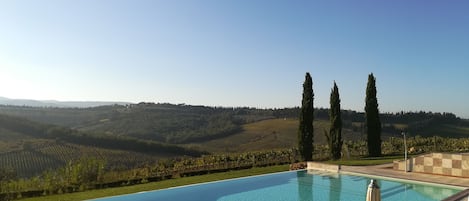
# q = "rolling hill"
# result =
<box><xmin>187</xmin><ymin>118</ymin><xmax>364</xmax><ymax>153</ymax></box>
<box><xmin>0</xmin><ymin>113</ymin><xmax>204</xmax><ymax>177</ymax></box>
<box><xmin>0</xmin><ymin>96</ymin><xmax>131</xmax><ymax>108</ymax></box>
<box><xmin>0</xmin><ymin>103</ymin><xmax>276</xmax><ymax>143</ymax></box>
<box><xmin>1</xmin><ymin>102</ymin><xmax>468</xmax><ymax>177</ymax></box>
<box><xmin>1</xmin><ymin>103</ymin><xmax>467</xmax><ymax>143</ymax></box>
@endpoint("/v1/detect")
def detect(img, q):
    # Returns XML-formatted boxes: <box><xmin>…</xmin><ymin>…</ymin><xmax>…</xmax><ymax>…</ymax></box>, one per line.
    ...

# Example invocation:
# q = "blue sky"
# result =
<box><xmin>0</xmin><ymin>0</ymin><xmax>468</xmax><ymax>118</ymax></box>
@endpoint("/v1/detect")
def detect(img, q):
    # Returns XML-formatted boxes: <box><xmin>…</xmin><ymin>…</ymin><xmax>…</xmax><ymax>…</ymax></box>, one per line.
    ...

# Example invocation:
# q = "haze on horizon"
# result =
<box><xmin>0</xmin><ymin>1</ymin><xmax>468</xmax><ymax>118</ymax></box>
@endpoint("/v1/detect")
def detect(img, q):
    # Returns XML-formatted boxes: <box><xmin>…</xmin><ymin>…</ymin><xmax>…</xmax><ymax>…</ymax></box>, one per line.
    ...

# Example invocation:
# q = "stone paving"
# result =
<box><xmin>341</xmin><ymin>163</ymin><xmax>469</xmax><ymax>188</ymax></box>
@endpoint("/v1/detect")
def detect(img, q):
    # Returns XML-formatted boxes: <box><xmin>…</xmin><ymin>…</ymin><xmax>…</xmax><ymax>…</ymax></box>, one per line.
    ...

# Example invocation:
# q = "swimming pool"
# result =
<box><xmin>92</xmin><ymin>170</ymin><xmax>463</xmax><ymax>201</ymax></box>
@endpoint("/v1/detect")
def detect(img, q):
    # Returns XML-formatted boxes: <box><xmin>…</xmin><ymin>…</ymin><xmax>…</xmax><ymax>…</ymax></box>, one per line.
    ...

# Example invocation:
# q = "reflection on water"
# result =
<box><xmin>297</xmin><ymin>171</ymin><xmax>313</xmax><ymax>201</ymax></box>
<box><xmin>295</xmin><ymin>170</ymin><xmax>459</xmax><ymax>201</ymax></box>
<box><xmin>329</xmin><ymin>173</ymin><xmax>341</xmax><ymax>201</ymax></box>
<box><xmin>94</xmin><ymin>170</ymin><xmax>461</xmax><ymax>201</ymax></box>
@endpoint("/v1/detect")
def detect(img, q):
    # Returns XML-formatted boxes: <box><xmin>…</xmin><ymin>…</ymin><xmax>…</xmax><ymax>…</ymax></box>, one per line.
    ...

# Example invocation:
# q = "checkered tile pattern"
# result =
<box><xmin>394</xmin><ymin>153</ymin><xmax>469</xmax><ymax>177</ymax></box>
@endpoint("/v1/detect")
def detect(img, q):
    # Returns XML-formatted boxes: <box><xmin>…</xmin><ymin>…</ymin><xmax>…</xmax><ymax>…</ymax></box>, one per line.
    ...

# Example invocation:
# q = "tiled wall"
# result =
<box><xmin>394</xmin><ymin>153</ymin><xmax>469</xmax><ymax>177</ymax></box>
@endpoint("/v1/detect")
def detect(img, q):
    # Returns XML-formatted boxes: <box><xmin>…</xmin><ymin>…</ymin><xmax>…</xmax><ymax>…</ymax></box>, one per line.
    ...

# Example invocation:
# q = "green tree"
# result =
<box><xmin>298</xmin><ymin>72</ymin><xmax>314</xmax><ymax>161</ymax></box>
<box><xmin>365</xmin><ymin>73</ymin><xmax>382</xmax><ymax>157</ymax></box>
<box><xmin>326</xmin><ymin>82</ymin><xmax>342</xmax><ymax>160</ymax></box>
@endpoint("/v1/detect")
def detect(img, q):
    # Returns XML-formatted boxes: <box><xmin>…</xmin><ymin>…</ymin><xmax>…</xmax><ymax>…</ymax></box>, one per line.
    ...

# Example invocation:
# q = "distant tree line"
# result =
<box><xmin>0</xmin><ymin>99</ymin><xmax>464</xmax><ymax>147</ymax></box>
<box><xmin>73</xmin><ymin>103</ymin><xmax>273</xmax><ymax>143</ymax></box>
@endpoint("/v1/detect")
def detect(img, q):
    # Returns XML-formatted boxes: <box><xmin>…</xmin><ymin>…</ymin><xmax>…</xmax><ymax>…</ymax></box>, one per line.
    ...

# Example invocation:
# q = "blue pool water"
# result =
<box><xmin>92</xmin><ymin>170</ymin><xmax>462</xmax><ymax>201</ymax></box>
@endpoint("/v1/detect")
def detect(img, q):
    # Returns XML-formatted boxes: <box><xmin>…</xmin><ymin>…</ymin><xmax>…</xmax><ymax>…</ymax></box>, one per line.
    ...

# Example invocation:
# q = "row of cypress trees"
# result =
<box><xmin>298</xmin><ymin>72</ymin><xmax>382</xmax><ymax>161</ymax></box>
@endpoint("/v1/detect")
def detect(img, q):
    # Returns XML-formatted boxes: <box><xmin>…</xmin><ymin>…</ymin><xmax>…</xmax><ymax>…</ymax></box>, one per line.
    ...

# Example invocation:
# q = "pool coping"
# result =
<box><xmin>339</xmin><ymin>170</ymin><xmax>466</xmax><ymax>190</ymax></box>
<box><xmin>86</xmin><ymin>169</ymin><xmax>303</xmax><ymax>201</ymax></box>
<box><xmin>89</xmin><ymin>166</ymin><xmax>467</xmax><ymax>200</ymax></box>
<box><xmin>340</xmin><ymin>163</ymin><xmax>469</xmax><ymax>188</ymax></box>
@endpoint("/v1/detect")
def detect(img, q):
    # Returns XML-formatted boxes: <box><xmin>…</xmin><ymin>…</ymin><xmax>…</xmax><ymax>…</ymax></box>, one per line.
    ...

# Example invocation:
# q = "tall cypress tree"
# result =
<box><xmin>326</xmin><ymin>81</ymin><xmax>342</xmax><ymax>160</ymax></box>
<box><xmin>298</xmin><ymin>72</ymin><xmax>314</xmax><ymax>161</ymax></box>
<box><xmin>365</xmin><ymin>73</ymin><xmax>382</xmax><ymax>157</ymax></box>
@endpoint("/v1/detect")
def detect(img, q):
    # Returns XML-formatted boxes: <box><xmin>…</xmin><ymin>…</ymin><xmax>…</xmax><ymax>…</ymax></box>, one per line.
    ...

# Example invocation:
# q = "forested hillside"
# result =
<box><xmin>0</xmin><ymin>104</ymin><xmax>467</xmax><ymax>144</ymax></box>
<box><xmin>0</xmin><ymin>103</ymin><xmax>468</xmax><ymax>178</ymax></box>
<box><xmin>0</xmin><ymin>104</ymin><xmax>277</xmax><ymax>143</ymax></box>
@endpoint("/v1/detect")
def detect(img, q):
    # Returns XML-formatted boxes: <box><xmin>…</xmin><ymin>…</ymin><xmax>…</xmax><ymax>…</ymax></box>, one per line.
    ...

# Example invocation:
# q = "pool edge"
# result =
<box><xmin>86</xmin><ymin>169</ymin><xmax>302</xmax><ymax>201</ymax></box>
<box><xmin>340</xmin><ymin>170</ymin><xmax>466</xmax><ymax>190</ymax></box>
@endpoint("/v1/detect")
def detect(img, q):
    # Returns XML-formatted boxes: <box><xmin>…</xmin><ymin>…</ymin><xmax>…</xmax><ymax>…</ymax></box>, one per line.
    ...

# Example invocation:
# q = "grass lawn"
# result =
<box><xmin>20</xmin><ymin>165</ymin><xmax>289</xmax><ymax>201</ymax></box>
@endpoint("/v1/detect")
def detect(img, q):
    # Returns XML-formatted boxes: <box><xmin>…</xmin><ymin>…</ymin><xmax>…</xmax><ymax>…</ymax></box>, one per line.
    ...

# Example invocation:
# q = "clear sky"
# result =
<box><xmin>0</xmin><ymin>0</ymin><xmax>468</xmax><ymax>118</ymax></box>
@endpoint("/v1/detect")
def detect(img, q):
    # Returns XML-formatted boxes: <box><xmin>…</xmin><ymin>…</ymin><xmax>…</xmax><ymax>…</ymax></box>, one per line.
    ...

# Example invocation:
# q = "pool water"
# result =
<box><xmin>92</xmin><ymin>170</ymin><xmax>462</xmax><ymax>201</ymax></box>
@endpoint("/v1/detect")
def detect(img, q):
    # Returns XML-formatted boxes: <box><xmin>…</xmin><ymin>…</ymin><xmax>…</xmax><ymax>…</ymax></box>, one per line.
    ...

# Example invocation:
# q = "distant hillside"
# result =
<box><xmin>0</xmin><ymin>112</ymin><xmax>205</xmax><ymax>155</ymax></box>
<box><xmin>0</xmin><ymin>139</ymin><xmax>166</xmax><ymax>178</ymax></box>
<box><xmin>0</xmin><ymin>113</ymin><xmax>205</xmax><ymax>177</ymax></box>
<box><xmin>188</xmin><ymin>118</ymin><xmax>361</xmax><ymax>153</ymax></box>
<box><xmin>0</xmin><ymin>104</ymin><xmax>126</xmax><ymax>127</ymax></box>
<box><xmin>0</xmin><ymin>103</ymin><xmax>467</xmax><ymax>145</ymax></box>
<box><xmin>1</xmin><ymin>102</ymin><xmax>468</xmax><ymax>177</ymax></box>
<box><xmin>0</xmin><ymin>103</ymin><xmax>277</xmax><ymax>143</ymax></box>
<box><xmin>188</xmin><ymin>117</ymin><xmax>469</xmax><ymax>153</ymax></box>
<box><xmin>0</xmin><ymin>96</ymin><xmax>131</xmax><ymax>108</ymax></box>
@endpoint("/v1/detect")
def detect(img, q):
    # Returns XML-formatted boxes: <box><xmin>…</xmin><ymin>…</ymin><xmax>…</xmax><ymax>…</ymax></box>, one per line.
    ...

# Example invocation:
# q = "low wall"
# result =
<box><xmin>307</xmin><ymin>162</ymin><xmax>340</xmax><ymax>173</ymax></box>
<box><xmin>393</xmin><ymin>159</ymin><xmax>413</xmax><ymax>172</ymax></box>
<box><xmin>394</xmin><ymin>153</ymin><xmax>469</xmax><ymax>177</ymax></box>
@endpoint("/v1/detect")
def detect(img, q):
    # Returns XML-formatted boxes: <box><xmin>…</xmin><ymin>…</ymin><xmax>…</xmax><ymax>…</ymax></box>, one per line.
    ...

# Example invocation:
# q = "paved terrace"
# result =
<box><xmin>341</xmin><ymin>163</ymin><xmax>469</xmax><ymax>188</ymax></box>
